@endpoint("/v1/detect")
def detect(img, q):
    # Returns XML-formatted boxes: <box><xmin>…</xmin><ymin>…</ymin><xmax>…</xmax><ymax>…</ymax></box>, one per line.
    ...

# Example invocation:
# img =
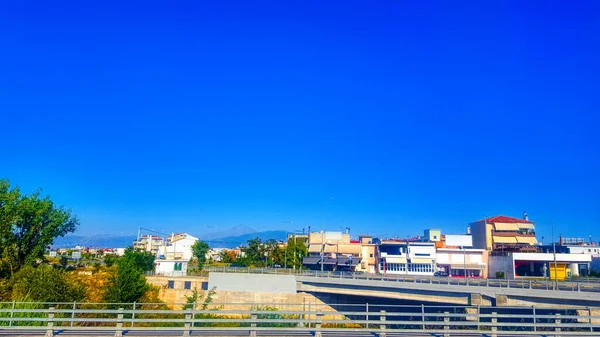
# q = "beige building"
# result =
<box><xmin>133</xmin><ymin>235</ymin><xmax>165</xmax><ymax>256</ymax></box>
<box><xmin>303</xmin><ymin>231</ymin><xmax>374</xmax><ymax>272</ymax></box>
<box><xmin>470</xmin><ymin>214</ymin><xmax>537</xmax><ymax>252</ymax></box>
<box><xmin>423</xmin><ymin>229</ymin><xmax>442</xmax><ymax>242</ymax></box>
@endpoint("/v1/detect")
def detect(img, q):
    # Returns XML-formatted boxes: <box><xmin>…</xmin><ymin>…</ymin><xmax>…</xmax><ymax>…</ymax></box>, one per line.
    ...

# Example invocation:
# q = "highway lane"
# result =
<box><xmin>2</xmin><ymin>330</ymin><xmax>588</xmax><ymax>337</ymax></box>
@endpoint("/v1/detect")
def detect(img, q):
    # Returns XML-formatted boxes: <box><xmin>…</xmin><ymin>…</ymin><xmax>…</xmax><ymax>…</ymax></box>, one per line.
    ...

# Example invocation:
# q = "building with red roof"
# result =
<box><xmin>469</xmin><ymin>212</ymin><xmax>537</xmax><ymax>251</ymax></box>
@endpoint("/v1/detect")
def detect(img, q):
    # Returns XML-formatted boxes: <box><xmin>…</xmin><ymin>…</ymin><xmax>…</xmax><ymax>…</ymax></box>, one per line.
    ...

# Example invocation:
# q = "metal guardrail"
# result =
<box><xmin>202</xmin><ymin>267</ymin><xmax>600</xmax><ymax>293</ymax></box>
<box><xmin>1</xmin><ymin>303</ymin><xmax>600</xmax><ymax>336</ymax></box>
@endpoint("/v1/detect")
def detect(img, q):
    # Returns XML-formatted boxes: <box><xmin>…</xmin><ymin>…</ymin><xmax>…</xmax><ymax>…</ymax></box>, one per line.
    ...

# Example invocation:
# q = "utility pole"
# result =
<box><xmin>552</xmin><ymin>223</ymin><xmax>558</xmax><ymax>290</ymax></box>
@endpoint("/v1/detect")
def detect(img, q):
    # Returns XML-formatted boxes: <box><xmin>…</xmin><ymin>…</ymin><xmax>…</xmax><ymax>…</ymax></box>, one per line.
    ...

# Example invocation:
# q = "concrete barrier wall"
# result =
<box><xmin>209</xmin><ymin>272</ymin><xmax>297</xmax><ymax>294</ymax></box>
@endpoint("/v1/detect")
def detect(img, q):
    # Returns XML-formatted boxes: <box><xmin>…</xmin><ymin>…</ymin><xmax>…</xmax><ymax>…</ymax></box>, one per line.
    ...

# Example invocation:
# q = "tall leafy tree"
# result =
<box><xmin>191</xmin><ymin>240</ymin><xmax>210</xmax><ymax>269</ymax></box>
<box><xmin>0</xmin><ymin>179</ymin><xmax>79</xmax><ymax>277</ymax></box>
<box><xmin>104</xmin><ymin>252</ymin><xmax>150</xmax><ymax>304</ymax></box>
<box><xmin>243</xmin><ymin>237</ymin><xmax>265</xmax><ymax>266</ymax></box>
<box><xmin>285</xmin><ymin>237</ymin><xmax>308</xmax><ymax>269</ymax></box>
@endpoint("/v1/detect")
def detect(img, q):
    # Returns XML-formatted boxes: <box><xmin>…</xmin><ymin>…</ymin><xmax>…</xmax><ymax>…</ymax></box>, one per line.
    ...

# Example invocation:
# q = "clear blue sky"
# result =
<box><xmin>1</xmin><ymin>1</ymin><xmax>598</xmax><ymax>241</ymax></box>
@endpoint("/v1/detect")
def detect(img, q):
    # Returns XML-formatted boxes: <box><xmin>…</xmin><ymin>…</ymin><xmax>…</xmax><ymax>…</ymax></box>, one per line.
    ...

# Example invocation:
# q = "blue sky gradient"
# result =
<box><xmin>1</xmin><ymin>1</ymin><xmax>598</xmax><ymax>240</ymax></box>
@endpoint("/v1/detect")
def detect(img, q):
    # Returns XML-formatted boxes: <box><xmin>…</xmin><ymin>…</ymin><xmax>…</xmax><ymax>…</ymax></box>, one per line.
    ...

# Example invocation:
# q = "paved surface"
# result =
<box><xmin>4</xmin><ymin>331</ymin><xmax>598</xmax><ymax>337</ymax></box>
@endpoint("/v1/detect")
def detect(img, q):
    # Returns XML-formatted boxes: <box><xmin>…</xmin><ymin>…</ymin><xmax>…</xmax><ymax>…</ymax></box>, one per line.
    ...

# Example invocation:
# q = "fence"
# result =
<box><xmin>1</xmin><ymin>302</ymin><xmax>600</xmax><ymax>336</ymax></box>
<box><xmin>200</xmin><ymin>267</ymin><xmax>600</xmax><ymax>293</ymax></box>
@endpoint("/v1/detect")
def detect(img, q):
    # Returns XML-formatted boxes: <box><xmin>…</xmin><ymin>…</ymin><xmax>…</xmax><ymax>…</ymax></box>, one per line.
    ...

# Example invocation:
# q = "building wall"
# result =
<box><xmin>155</xmin><ymin>260</ymin><xmax>188</xmax><ymax>276</ymax></box>
<box><xmin>470</xmin><ymin>222</ymin><xmax>487</xmax><ymax>250</ymax></box>
<box><xmin>424</xmin><ymin>229</ymin><xmax>441</xmax><ymax>242</ymax></box>
<box><xmin>488</xmin><ymin>255</ymin><xmax>514</xmax><ymax>279</ymax></box>
<box><xmin>568</xmin><ymin>246</ymin><xmax>600</xmax><ymax>257</ymax></box>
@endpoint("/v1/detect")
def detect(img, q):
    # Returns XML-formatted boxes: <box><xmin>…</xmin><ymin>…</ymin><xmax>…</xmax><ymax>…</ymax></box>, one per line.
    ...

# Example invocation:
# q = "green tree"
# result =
<box><xmin>191</xmin><ymin>240</ymin><xmax>210</xmax><ymax>269</ymax></box>
<box><xmin>11</xmin><ymin>264</ymin><xmax>86</xmax><ymax>302</ymax></box>
<box><xmin>124</xmin><ymin>247</ymin><xmax>155</xmax><ymax>272</ymax></box>
<box><xmin>285</xmin><ymin>237</ymin><xmax>308</xmax><ymax>269</ymax></box>
<box><xmin>264</xmin><ymin>239</ymin><xmax>279</xmax><ymax>267</ymax></box>
<box><xmin>243</xmin><ymin>237</ymin><xmax>265</xmax><ymax>266</ymax></box>
<box><xmin>104</xmin><ymin>252</ymin><xmax>150</xmax><ymax>303</ymax></box>
<box><xmin>0</xmin><ymin>179</ymin><xmax>79</xmax><ymax>278</ymax></box>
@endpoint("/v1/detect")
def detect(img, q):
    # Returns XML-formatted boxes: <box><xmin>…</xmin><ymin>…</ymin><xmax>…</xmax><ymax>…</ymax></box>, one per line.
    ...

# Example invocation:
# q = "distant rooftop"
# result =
<box><xmin>473</xmin><ymin>215</ymin><xmax>534</xmax><ymax>224</ymax></box>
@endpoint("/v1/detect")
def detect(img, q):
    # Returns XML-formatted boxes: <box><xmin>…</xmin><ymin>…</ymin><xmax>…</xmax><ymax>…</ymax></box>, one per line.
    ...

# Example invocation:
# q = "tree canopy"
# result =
<box><xmin>104</xmin><ymin>252</ymin><xmax>150</xmax><ymax>304</ymax></box>
<box><xmin>124</xmin><ymin>247</ymin><xmax>155</xmax><ymax>272</ymax></box>
<box><xmin>191</xmin><ymin>240</ymin><xmax>210</xmax><ymax>268</ymax></box>
<box><xmin>11</xmin><ymin>264</ymin><xmax>86</xmax><ymax>302</ymax></box>
<box><xmin>0</xmin><ymin>179</ymin><xmax>79</xmax><ymax>278</ymax></box>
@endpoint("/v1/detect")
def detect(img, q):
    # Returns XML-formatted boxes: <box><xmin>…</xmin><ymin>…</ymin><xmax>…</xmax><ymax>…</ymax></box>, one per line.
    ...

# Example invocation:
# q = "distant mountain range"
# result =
<box><xmin>52</xmin><ymin>227</ymin><xmax>289</xmax><ymax>249</ymax></box>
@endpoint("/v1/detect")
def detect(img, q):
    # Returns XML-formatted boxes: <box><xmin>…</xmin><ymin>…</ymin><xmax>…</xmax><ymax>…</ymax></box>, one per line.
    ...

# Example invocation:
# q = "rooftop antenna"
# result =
<box><xmin>523</xmin><ymin>210</ymin><xmax>529</xmax><ymax>221</ymax></box>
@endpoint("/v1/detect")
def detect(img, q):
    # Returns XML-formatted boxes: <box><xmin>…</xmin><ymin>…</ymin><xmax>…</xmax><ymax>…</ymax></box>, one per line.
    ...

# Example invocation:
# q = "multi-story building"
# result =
<box><xmin>376</xmin><ymin>239</ymin><xmax>436</xmax><ymax>276</ymax></box>
<box><xmin>158</xmin><ymin>233</ymin><xmax>199</xmax><ymax>261</ymax></box>
<box><xmin>302</xmin><ymin>232</ymin><xmax>366</xmax><ymax>271</ymax></box>
<box><xmin>435</xmin><ymin>247</ymin><xmax>488</xmax><ymax>278</ymax></box>
<box><xmin>470</xmin><ymin>214</ymin><xmax>537</xmax><ymax>252</ymax></box>
<box><xmin>133</xmin><ymin>235</ymin><xmax>165</xmax><ymax>256</ymax></box>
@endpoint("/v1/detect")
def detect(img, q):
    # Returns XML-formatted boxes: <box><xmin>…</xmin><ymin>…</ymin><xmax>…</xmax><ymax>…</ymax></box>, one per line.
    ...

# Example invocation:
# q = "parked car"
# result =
<box><xmin>434</xmin><ymin>271</ymin><xmax>449</xmax><ymax>277</ymax></box>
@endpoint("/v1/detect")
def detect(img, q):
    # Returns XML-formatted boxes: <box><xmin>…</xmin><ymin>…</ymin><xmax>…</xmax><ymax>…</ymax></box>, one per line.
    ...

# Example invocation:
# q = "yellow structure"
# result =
<box><xmin>550</xmin><ymin>264</ymin><xmax>567</xmax><ymax>281</ymax></box>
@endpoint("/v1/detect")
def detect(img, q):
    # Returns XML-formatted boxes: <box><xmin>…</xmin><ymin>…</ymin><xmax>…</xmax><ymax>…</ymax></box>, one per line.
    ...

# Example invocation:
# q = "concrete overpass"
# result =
<box><xmin>295</xmin><ymin>274</ymin><xmax>600</xmax><ymax>308</ymax></box>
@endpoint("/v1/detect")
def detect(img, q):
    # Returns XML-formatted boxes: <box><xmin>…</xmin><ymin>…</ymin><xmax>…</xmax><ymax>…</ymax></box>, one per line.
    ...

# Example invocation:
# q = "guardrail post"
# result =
<box><xmin>314</xmin><ymin>311</ymin><xmax>323</xmax><ymax>337</ymax></box>
<box><xmin>443</xmin><ymin>311</ymin><xmax>450</xmax><ymax>337</ymax></box>
<box><xmin>589</xmin><ymin>307</ymin><xmax>593</xmax><ymax>333</ymax></box>
<box><xmin>529</xmin><ymin>280</ymin><xmax>532</xmax><ymax>289</ymax></box>
<box><xmin>532</xmin><ymin>306</ymin><xmax>536</xmax><ymax>332</ymax></box>
<box><xmin>554</xmin><ymin>313</ymin><xmax>561</xmax><ymax>337</ymax></box>
<box><xmin>491</xmin><ymin>312</ymin><xmax>497</xmax><ymax>337</ymax></box>
<box><xmin>183</xmin><ymin>310</ymin><xmax>192</xmax><ymax>337</ymax></box>
<box><xmin>45</xmin><ymin>307</ymin><xmax>55</xmax><ymax>337</ymax></box>
<box><xmin>577</xmin><ymin>282</ymin><xmax>581</xmax><ymax>292</ymax></box>
<box><xmin>486</xmin><ymin>278</ymin><xmax>489</xmax><ymax>287</ymax></box>
<box><xmin>8</xmin><ymin>301</ymin><xmax>15</xmax><ymax>327</ymax></box>
<box><xmin>366</xmin><ymin>303</ymin><xmax>369</xmax><ymax>329</ymax></box>
<box><xmin>507</xmin><ymin>280</ymin><xmax>510</xmax><ymax>288</ymax></box>
<box><xmin>115</xmin><ymin>308</ymin><xmax>124</xmax><ymax>337</ymax></box>
<box><xmin>379</xmin><ymin>310</ymin><xmax>386</xmax><ymax>337</ymax></box>
<box><xmin>249</xmin><ymin>313</ymin><xmax>257</xmax><ymax>337</ymax></box>
<box><xmin>421</xmin><ymin>304</ymin><xmax>425</xmax><ymax>330</ymax></box>
<box><xmin>70</xmin><ymin>301</ymin><xmax>76</xmax><ymax>327</ymax></box>
<box><xmin>131</xmin><ymin>302</ymin><xmax>136</xmax><ymax>327</ymax></box>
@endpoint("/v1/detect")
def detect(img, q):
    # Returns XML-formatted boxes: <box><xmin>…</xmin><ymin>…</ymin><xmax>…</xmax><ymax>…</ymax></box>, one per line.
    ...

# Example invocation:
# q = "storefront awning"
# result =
<box><xmin>383</xmin><ymin>256</ymin><xmax>407</xmax><ymax>264</ymax></box>
<box><xmin>303</xmin><ymin>257</ymin><xmax>321</xmax><ymax>265</ymax></box>
<box><xmin>494</xmin><ymin>223</ymin><xmax>520</xmax><ymax>231</ymax></box>
<box><xmin>410</xmin><ymin>258</ymin><xmax>434</xmax><ymax>264</ymax></box>
<box><xmin>516</xmin><ymin>236</ymin><xmax>537</xmax><ymax>244</ymax></box>
<box><xmin>493</xmin><ymin>236</ymin><xmax>518</xmax><ymax>244</ymax></box>
<box><xmin>449</xmin><ymin>263</ymin><xmax>485</xmax><ymax>270</ymax></box>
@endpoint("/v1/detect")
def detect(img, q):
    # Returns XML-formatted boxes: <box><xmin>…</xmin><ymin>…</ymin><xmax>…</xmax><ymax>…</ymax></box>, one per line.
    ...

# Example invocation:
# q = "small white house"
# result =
<box><xmin>154</xmin><ymin>259</ymin><xmax>188</xmax><ymax>276</ymax></box>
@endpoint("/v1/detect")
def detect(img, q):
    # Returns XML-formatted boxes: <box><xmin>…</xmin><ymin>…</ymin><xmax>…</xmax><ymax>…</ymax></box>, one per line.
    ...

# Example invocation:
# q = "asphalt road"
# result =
<box><xmin>4</xmin><ymin>330</ymin><xmax>595</xmax><ymax>337</ymax></box>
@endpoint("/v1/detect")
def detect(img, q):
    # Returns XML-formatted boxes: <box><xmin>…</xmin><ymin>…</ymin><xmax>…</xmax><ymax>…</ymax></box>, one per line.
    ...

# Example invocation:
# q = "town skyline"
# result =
<box><xmin>2</xmin><ymin>1</ymin><xmax>598</xmax><ymax>241</ymax></box>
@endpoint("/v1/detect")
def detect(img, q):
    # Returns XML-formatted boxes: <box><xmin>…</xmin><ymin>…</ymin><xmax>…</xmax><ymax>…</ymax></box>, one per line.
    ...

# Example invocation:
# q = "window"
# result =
<box><xmin>184</xmin><ymin>281</ymin><xmax>191</xmax><ymax>290</ymax></box>
<box><xmin>370</xmin><ymin>254</ymin><xmax>374</xmax><ymax>258</ymax></box>
<box><xmin>415</xmin><ymin>253</ymin><xmax>430</xmax><ymax>257</ymax></box>
<box><xmin>433</xmin><ymin>236</ymin><xmax>438</xmax><ymax>239</ymax></box>
<box><xmin>167</xmin><ymin>280</ymin><xmax>174</xmax><ymax>289</ymax></box>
